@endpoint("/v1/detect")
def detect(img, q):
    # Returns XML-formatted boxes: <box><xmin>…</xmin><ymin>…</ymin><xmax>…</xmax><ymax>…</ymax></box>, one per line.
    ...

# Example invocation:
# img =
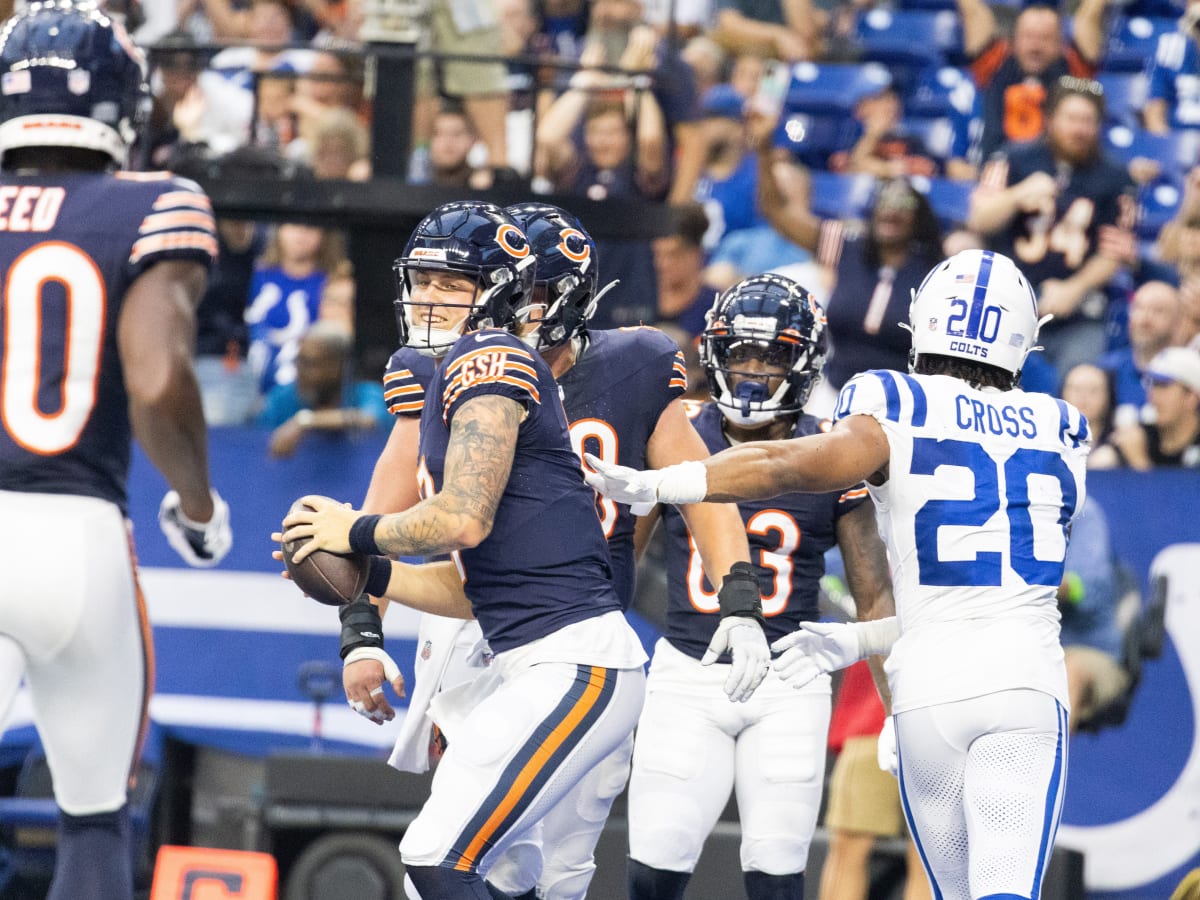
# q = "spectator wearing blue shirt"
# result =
<box><xmin>1059</xmin><ymin>496</ymin><xmax>1131</xmax><ymax>732</ymax></box>
<box><xmin>1144</xmin><ymin>4</ymin><xmax>1200</xmax><ymax>133</ymax></box>
<box><xmin>693</xmin><ymin>83</ymin><xmax>766</xmax><ymax>249</ymax></box>
<box><xmin>245</xmin><ymin>223</ymin><xmax>348</xmax><ymax>396</ymax></box>
<box><xmin>1100</xmin><ymin>280</ymin><xmax>1183</xmax><ymax>412</ymax></box>
<box><xmin>258</xmin><ymin>322</ymin><xmax>390</xmax><ymax>458</ymax></box>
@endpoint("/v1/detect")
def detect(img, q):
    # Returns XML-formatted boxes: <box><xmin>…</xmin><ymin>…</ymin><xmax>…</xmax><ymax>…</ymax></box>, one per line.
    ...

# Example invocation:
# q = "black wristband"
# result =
<box><xmin>718</xmin><ymin>561</ymin><xmax>765</xmax><ymax>627</ymax></box>
<box><xmin>348</xmin><ymin>515</ymin><xmax>383</xmax><ymax>555</ymax></box>
<box><xmin>339</xmin><ymin>598</ymin><xmax>384</xmax><ymax>659</ymax></box>
<box><xmin>364</xmin><ymin>555</ymin><xmax>392</xmax><ymax>598</ymax></box>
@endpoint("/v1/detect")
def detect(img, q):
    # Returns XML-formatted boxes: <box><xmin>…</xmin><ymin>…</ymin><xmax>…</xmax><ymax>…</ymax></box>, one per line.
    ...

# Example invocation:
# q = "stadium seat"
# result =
<box><xmin>1102</xmin><ymin>15</ymin><xmax>1180</xmax><ymax>72</ymax></box>
<box><xmin>784</xmin><ymin>62</ymin><xmax>894</xmax><ymax>118</ymax></box>
<box><xmin>1103</xmin><ymin>124</ymin><xmax>1198</xmax><ymax>182</ymax></box>
<box><xmin>899</xmin><ymin>116</ymin><xmax>970</xmax><ymax>168</ymax></box>
<box><xmin>808</xmin><ymin>171</ymin><xmax>877</xmax><ymax>221</ymax></box>
<box><xmin>1118</xmin><ymin>0</ymin><xmax>1185</xmax><ymax>19</ymax></box>
<box><xmin>1097</xmin><ymin>71</ymin><xmax>1150</xmax><ymax>128</ymax></box>
<box><xmin>906</xmin><ymin>65</ymin><xmax>978</xmax><ymax>120</ymax></box>
<box><xmin>915</xmin><ymin>176</ymin><xmax>974</xmax><ymax>231</ymax></box>
<box><xmin>855</xmin><ymin>9</ymin><xmax>966</xmax><ymax>67</ymax></box>
<box><xmin>776</xmin><ymin>113</ymin><xmax>859</xmax><ymax>170</ymax></box>
<box><xmin>1136</xmin><ymin>176</ymin><xmax>1183</xmax><ymax>241</ymax></box>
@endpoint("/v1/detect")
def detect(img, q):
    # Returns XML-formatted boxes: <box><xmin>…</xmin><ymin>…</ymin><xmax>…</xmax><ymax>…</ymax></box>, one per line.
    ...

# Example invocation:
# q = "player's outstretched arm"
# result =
<box><xmin>586</xmin><ymin>415</ymin><xmax>890</xmax><ymax>507</ymax></box>
<box><xmin>120</xmin><ymin>259</ymin><xmax>231</xmax><ymax>566</ymax></box>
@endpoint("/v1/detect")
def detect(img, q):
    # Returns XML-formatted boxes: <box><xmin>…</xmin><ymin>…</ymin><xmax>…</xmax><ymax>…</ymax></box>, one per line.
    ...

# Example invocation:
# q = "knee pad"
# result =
<box><xmin>486</xmin><ymin>839</ymin><xmax>542</xmax><ymax>896</ymax></box>
<box><xmin>740</xmin><ymin>832</ymin><xmax>812</xmax><ymax>876</ymax></box>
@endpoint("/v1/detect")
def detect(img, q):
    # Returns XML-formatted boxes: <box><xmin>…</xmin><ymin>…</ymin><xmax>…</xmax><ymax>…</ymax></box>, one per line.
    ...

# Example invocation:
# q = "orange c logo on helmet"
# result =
<box><xmin>496</xmin><ymin>224</ymin><xmax>530</xmax><ymax>259</ymax></box>
<box><xmin>557</xmin><ymin>228</ymin><xmax>590</xmax><ymax>262</ymax></box>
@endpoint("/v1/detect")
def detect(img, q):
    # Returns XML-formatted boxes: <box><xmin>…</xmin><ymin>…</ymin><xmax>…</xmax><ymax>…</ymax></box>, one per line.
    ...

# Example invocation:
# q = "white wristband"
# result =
<box><xmin>655</xmin><ymin>460</ymin><xmax>709</xmax><ymax>505</ymax></box>
<box><xmin>344</xmin><ymin>646</ymin><xmax>401</xmax><ymax>682</ymax></box>
<box><xmin>855</xmin><ymin>617</ymin><xmax>900</xmax><ymax>658</ymax></box>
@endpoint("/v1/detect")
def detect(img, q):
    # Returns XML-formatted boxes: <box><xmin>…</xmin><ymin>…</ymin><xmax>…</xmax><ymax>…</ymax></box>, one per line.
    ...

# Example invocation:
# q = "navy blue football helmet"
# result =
<box><xmin>506</xmin><ymin>202</ymin><xmax>611</xmax><ymax>351</ymax></box>
<box><xmin>393</xmin><ymin>201</ymin><xmax>537</xmax><ymax>357</ymax></box>
<box><xmin>0</xmin><ymin>0</ymin><xmax>149</xmax><ymax>166</ymax></box>
<box><xmin>701</xmin><ymin>273</ymin><xmax>828</xmax><ymax>426</ymax></box>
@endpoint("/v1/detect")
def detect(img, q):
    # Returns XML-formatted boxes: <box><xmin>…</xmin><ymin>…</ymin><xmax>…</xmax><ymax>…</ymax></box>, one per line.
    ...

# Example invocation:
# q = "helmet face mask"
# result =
<box><xmin>0</xmin><ymin>0</ymin><xmax>150</xmax><ymax>167</ymax></box>
<box><xmin>701</xmin><ymin>273</ymin><xmax>828</xmax><ymax>427</ymax></box>
<box><xmin>905</xmin><ymin>249</ymin><xmax>1047</xmax><ymax>384</ymax></box>
<box><xmin>393</xmin><ymin>201</ymin><xmax>535</xmax><ymax>357</ymax></box>
<box><xmin>505</xmin><ymin>202</ymin><xmax>605</xmax><ymax>352</ymax></box>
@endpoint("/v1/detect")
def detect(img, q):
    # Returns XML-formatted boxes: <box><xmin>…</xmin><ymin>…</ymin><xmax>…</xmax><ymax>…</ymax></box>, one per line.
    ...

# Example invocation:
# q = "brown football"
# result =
<box><xmin>281</xmin><ymin>499</ymin><xmax>370</xmax><ymax>606</ymax></box>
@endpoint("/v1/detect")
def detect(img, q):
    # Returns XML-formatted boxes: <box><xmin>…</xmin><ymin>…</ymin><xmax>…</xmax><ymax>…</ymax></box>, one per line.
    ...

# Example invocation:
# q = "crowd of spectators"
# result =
<box><xmin>116</xmin><ymin>0</ymin><xmax>1200</xmax><ymax>473</ymax></box>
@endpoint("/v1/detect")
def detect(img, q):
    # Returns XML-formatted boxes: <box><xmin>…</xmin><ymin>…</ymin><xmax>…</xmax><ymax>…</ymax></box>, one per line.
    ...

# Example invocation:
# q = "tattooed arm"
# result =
<box><xmin>282</xmin><ymin>394</ymin><xmax>526</xmax><ymax>562</ymax></box>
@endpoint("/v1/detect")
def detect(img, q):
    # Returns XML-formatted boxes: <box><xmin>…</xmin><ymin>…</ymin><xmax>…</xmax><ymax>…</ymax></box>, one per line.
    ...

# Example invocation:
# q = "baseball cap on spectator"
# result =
<box><xmin>701</xmin><ymin>84</ymin><xmax>746</xmax><ymax>120</ymax></box>
<box><xmin>1144</xmin><ymin>347</ymin><xmax>1200</xmax><ymax>394</ymax></box>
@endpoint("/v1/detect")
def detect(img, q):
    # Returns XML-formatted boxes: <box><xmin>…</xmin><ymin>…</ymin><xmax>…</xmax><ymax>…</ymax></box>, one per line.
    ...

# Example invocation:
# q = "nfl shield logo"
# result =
<box><xmin>420</xmin><ymin>640</ymin><xmax>432</xmax><ymax>660</ymax></box>
<box><xmin>67</xmin><ymin>70</ymin><xmax>91</xmax><ymax>95</ymax></box>
<box><xmin>927</xmin><ymin>317</ymin><xmax>938</xmax><ymax>331</ymax></box>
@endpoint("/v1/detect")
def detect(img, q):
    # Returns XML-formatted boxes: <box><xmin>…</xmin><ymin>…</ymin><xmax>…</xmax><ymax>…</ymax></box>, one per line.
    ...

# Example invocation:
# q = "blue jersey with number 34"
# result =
<box><xmin>834</xmin><ymin>369</ymin><xmax>1089</xmax><ymax>714</ymax></box>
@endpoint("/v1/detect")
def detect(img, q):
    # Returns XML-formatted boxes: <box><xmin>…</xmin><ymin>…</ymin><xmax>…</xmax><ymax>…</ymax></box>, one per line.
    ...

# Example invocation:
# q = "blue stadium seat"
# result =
<box><xmin>898</xmin><ymin>116</ymin><xmax>970</xmax><ymax>168</ymax></box>
<box><xmin>1102</xmin><ymin>16</ymin><xmax>1180</xmax><ymax>72</ymax></box>
<box><xmin>855</xmin><ymin>9</ymin><xmax>966</xmax><ymax>67</ymax></box>
<box><xmin>915</xmin><ymin>176</ymin><xmax>974</xmax><ymax>231</ymax></box>
<box><xmin>808</xmin><ymin>171</ymin><xmax>877</xmax><ymax>220</ymax></box>
<box><xmin>1096</xmin><ymin>71</ymin><xmax>1150</xmax><ymax>128</ymax></box>
<box><xmin>1103</xmin><ymin>124</ymin><xmax>1199</xmax><ymax>182</ymax></box>
<box><xmin>1118</xmin><ymin>0</ymin><xmax>1184</xmax><ymax>18</ymax></box>
<box><xmin>1135</xmin><ymin>176</ymin><xmax>1182</xmax><ymax>241</ymax></box>
<box><xmin>906</xmin><ymin>66</ymin><xmax>978</xmax><ymax>120</ymax></box>
<box><xmin>784</xmin><ymin>62</ymin><xmax>894</xmax><ymax>117</ymax></box>
<box><xmin>895</xmin><ymin>0</ymin><xmax>1022</xmax><ymax>11</ymax></box>
<box><xmin>776</xmin><ymin>113</ymin><xmax>859</xmax><ymax>170</ymax></box>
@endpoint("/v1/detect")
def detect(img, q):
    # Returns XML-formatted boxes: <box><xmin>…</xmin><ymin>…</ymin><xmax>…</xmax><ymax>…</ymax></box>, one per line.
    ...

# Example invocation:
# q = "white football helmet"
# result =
<box><xmin>905</xmin><ymin>249</ymin><xmax>1049</xmax><ymax>381</ymax></box>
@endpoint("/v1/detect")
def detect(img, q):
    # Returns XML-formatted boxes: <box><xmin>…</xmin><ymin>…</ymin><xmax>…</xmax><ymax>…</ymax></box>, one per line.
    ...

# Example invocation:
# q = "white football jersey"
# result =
<box><xmin>834</xmin><ymin>370</ymin><xmax>1090</xmax><ymax>714</ymax></box>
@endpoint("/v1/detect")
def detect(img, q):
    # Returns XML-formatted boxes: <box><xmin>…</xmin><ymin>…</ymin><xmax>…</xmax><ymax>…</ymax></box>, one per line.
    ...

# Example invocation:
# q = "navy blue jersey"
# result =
<box><xmin>661</xmin><ymin>402</ymin><xmax>870</xmax><ymax>660</ymax></box>
<box><xmin>980</xmin><ymin>142</ymin><xmax>1135</xmax><ymax>295</ymax></box>
<box><xmin>383</xmin><ymin>346</ymin><xmax>438</xmax><ymax>418</ymax></box>
<box><xmin>559</xmin><ymin>327</ymin><xmax>687</xmax><ymax>608</ymax></box>
<box><xmin>383</xmin><ymin>327</ymin><xmax>687</xmax><ymax>611</ymax></box>
<box><xmin>0</xmin><ymin>171</ymin><xmax>217</xmax><ymax>513</ymax></box>
<box><xmin>418</xmin><ymin>328</ymin><xmax>621</xmax><ymax>652</ymax></box>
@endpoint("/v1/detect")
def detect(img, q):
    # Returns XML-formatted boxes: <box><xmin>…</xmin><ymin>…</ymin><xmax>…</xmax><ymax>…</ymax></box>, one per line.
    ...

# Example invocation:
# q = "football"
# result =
<box><xmin>281</xmin><ymin>499</ymin><xmax>370</xmax><ymax>606</ymax></box>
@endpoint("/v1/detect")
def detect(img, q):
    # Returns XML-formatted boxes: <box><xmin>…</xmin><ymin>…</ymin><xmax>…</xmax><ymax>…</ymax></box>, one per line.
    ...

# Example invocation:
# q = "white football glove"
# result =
<box><xmin>877</xmin><ymin>716</ymin><xmax>898</xmax><ymax>777</ymax></box>
<box><xmin>344</xmin><ymin>646</ymin><xmax>403</xmax><ymax>724</ymax></box>
<box><xmin>702</xmin><ymin>617</ymin><xmax>771</xmax><ymax>703</ymax></box>
<box><xmin>158</xmin><ymin>489</ymin><xmax>232</xmax><ymax>568</ymax></box>
<box><xmin>771</xmin><ymin>617</ymin><xmax>901</xmax><ymax>688</ymax></box>
<box><xmin>770</xmin><ymin>621</ymin><xmax>864</xmax><ymax>688</ymax></box>
<box><xmin>582</xmin><ymin>454</ymin><xmax>708</xmax><ymax>508</ymax></box>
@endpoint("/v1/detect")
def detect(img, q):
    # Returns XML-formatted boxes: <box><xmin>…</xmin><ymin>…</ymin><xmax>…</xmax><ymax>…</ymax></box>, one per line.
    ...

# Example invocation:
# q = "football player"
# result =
<box><xmin>332</xmin><ymin>201</ymin><xmax>763</xmax><ymax>900</ymax></box>
<box><xmin>626</xmin><ymin>273</ymin><xmax>895</xmax><ymax>900</ymax></box>
<box><xmin>0</xmin><ymin>4</ymin><xmax>231</xmax><ymax>899</ymax></box>
<box><xmin>281</xmin><ymin>202</ymin><xmax>763</xmax><ymax>900</ymax></box>
<box><xmin>585</xmin><ymin>249</ymin><xmax>1087</xmax><ymax>900</ymax></box>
